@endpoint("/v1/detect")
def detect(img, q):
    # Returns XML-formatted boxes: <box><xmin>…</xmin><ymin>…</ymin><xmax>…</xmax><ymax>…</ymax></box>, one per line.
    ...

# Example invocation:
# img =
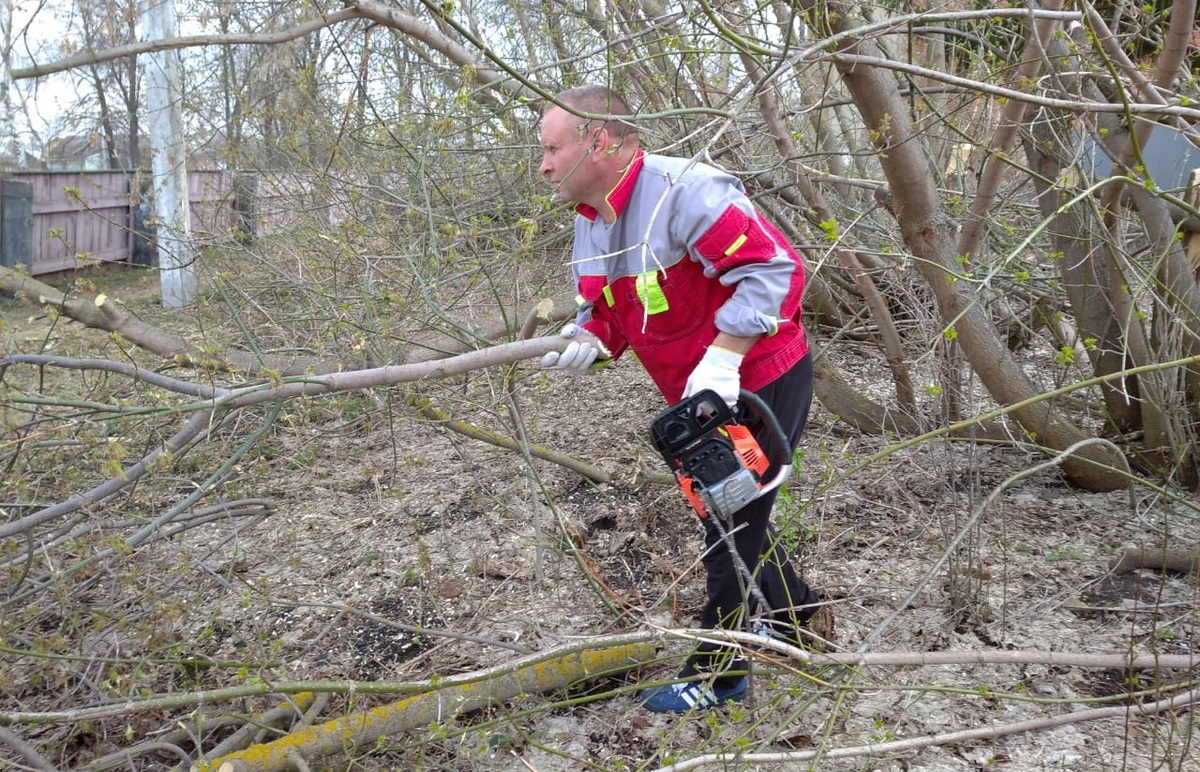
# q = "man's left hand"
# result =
<box><xmin>683</xmin><ymin>345</ymin><xmax>744</xmax><ymax>407</ymax></box>
<box><xmin>540</xmin><ymin>323</ymin><xmax>609</xmax><ymax>373</ymax></box>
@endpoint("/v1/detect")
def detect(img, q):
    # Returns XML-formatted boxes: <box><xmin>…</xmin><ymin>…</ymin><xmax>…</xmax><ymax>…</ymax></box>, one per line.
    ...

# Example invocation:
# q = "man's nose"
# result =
<box><xmin>539</xmin><ymin>155</ymin><xmax>551</xmax><ymax>176</ymax></box>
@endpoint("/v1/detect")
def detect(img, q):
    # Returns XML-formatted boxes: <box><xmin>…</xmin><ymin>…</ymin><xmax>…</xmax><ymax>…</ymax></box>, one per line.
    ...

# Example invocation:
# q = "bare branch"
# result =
<box><xmin>0</xmin><ymin>727</ymin><xmax>56</xmax><ymax>772</ymax></box>
<box><xmin>825</xmin><ymin>52</ymin><xmax>1200</xmax><ymax>122</ymax></box>
<box><xmin>8</xmin><ymin>9</ymin><xmax>363</xmax><ymax>79</ymax></box>
<box><xmin>351</xmin><ymin>0</ymin><xmax>527</xmax><ymax>101</ymax></box>
<box><xmin>412</xmin><ymin>398</ymin><xmax>619</xmax><ymax>485</ymax></box>
<box><xmin>652</xmin><ymin>685</ymin><xmax>1200</xmax><ymax>771</ymax></box>
<box><xmin>4</xmin><ymin>628</ymin><xmax>1197</xmax><ymax>726</ymax></box>
<box><xmin>0</xmin><ymin>408</ymin><xmax>215</xmax><ymax>540</ymax></box>
<box><xmin>0</xmin><ymin>265</ymin><xmax>341</xmax><ymax>376</ymax></box>
<box><xmin>959</xmin><ymin>0</ymin><xmax>1065</xmax><ymax>261</ymax></box>
<box><xmin>2</xmin><ymin>354</ymin><xmax>228</xmax><ymax>399</ymax></box>
<box><xmin>211</xmin><ymin>337</ymin><xmax>573</xmax><ymax>411</ymax></box>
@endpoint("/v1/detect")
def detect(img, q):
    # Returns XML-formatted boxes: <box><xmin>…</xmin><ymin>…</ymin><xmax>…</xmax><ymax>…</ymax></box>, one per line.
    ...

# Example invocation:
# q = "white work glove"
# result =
<box><xmin>683</xmin><ymin>345</ymin><xmax>744</xmax><ymax>407</ymax></box>
<box><xmin>540</xmin><ymin>323</ymin><xmax>609</xmax><ymax>373</ymax></box>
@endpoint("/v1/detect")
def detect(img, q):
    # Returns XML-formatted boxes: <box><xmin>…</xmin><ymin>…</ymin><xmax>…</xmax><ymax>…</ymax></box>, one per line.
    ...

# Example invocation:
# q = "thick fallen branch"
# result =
<box><xmin>1111</xmin><ymin>548</ymin><xmax>1200</xmax><ymax>576</ymax></box>
<box><xmin>189</xmin><ymin>633</ymin><xmax>1200</xmax><ymax>771</ymax></box>
<box><xmin>0</xmin><ymin>266</ymin><xmax>340</xmax><ymax>375</ymax></box>
<box><xmin>0</xmin><ymin>336</ymin><xmax>575</xmax><ymax>544</ymax></box>
<box><xmin>84</xmin><ymin>694</ymin><xmax>316</xmax><ymax>772</ymax></box>
<box><xmin>0</xmin><ymin>634</ymin><xmax>660</xmax><ymax>726</ymax></box>
<box><xmin>653</xmin><ymin>685</ymin><xmax>1200</xmax><ymax>771</ymax></box>
<box><xmin>199</xmin><ymin>693</ymin><xmax>318</xmax><ymax>763</ymax></box>
<box><xmin>413</xmin><ymin>398</ymin><xmax>617</xmax><ymax>485</ymax></box>
<box><xmin>6</xmin><ymin>629</ymin><xmax>1200</xmax><ymax>727</ymax></box>
<box><xmin>190</xmin><ymin>642</ymin><xmax>656</xmax><ymax>772</ymax></box>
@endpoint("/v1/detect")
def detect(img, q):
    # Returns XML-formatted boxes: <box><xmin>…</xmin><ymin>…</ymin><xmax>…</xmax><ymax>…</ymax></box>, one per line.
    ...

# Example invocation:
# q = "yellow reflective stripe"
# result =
<box><xmin>724</xmin><ymin>234</ymin><xmax>748</xmax><ymax>256</ymax></box>
<box><xmin>602</xmin><ymin>285</ymin><xmax>615</xmax><ymax>306</ymax></box>
<box><xmin>635</xmin><ymin>271</ymin><xmax>669</xmax><ymax>314</ymax></box>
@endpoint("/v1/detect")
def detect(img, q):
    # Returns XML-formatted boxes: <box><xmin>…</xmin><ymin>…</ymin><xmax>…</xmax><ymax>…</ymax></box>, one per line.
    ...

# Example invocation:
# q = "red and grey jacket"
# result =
<box><xmin>571</xmin><ymin>149</ymin><xmax>809</xmax><ymax>403</ymax></box>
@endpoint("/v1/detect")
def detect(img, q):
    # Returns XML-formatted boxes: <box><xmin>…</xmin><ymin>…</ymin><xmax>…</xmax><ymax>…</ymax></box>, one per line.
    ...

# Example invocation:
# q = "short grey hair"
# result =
<box><xmin>547</xmin><ymin>85</ymin><xmax>637</xmax><ymax>140</ymax></box>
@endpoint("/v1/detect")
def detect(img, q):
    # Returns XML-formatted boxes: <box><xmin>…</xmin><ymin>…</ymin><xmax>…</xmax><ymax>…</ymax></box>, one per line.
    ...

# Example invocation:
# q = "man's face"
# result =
<box><xmin>538</xmin><ymin>106</ymin><xmax>600</xmax><ymax>204</ymax></box>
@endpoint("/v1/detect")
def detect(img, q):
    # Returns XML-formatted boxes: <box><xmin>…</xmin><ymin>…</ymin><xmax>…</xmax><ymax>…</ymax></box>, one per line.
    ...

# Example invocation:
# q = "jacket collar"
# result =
<box><xmin>575</xmin><ymin>149</ymin><xmax>645</xmax><ymax>223</ymax></box>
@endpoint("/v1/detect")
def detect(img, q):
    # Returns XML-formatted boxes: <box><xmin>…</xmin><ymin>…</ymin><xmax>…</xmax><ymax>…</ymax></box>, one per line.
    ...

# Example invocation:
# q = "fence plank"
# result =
<box><xmin>23</xmin><ymin>171</ymin><xmax>131</xmax><ymax>273</ymax></box>
<box><xmin>5</xmin><ymin>170</ymin><xmax>316</xmax><ymax>275</ymax></box>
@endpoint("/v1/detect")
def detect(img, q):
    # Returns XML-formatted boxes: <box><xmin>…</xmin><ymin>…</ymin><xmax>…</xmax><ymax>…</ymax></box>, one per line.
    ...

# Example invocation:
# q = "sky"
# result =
<box><xmin>8</xmin><ymin>0</ymin><xmax>204</xmax><ymax>151</ymax></box>
<box><xmin>9</xmin><ymin>0</ymin><xmax>85</xmax><ymax>147</ymax></box>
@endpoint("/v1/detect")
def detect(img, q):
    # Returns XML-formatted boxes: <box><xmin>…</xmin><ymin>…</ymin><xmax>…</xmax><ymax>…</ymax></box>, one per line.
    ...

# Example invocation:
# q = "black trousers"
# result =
<box><xmin>678</xmin><ymin>352</ymin><xmax>819</xmax><ymax>681</ymax></box>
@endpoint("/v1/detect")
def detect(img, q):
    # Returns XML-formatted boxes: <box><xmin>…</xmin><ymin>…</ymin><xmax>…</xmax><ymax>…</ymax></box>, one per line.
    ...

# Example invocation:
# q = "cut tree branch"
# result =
<box><xmin>8</xmin><ymin>9</ymin><xmax>362</xmax><ymax>79</ymax></box>
<box><xmin>412</xmin><ymin>398</ymin><xmax>616</xmax><ymax>485</ymax></box>
<box><xmin>0</xmin><ymin>337</ymin><xmax>579</xmax><ymax>542</ymax></box>
<box><xmin>0</xmin><ymin>266</ymin><xmax>341</xmax><ymax>376</ymax></box>
<box><xmin>0</xmin><ymin>408</ymin><xmax>216</xmax><ymax>540</ymax></box>
<box><xmin>652</xmin><ymin>685</ymin><xmax>1200</xmax><ymax>771</ymax></box>
<box><xmin>192</xmin><ymin>641</ymin><xmax>657</xmax><ymax>772</ymax></box>
<box><xmin>4</xmin><ymin>628</ymin><xmax>1197</xmax><ymax>727</ymax></box>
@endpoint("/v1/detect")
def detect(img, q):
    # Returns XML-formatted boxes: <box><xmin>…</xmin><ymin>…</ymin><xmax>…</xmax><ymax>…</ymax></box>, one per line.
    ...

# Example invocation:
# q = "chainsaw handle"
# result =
<box><xmin>735</xmin><ymin>389</ymin><xmax>792</xmax><ymax>494</ymax></box>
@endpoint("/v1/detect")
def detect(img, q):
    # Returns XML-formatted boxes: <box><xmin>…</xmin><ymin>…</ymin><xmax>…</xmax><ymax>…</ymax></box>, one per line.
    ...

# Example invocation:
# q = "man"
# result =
<box><xmin>538</xmin><ymin>85</ymin><xmax>826</xmax><ymax>713</ymax></box>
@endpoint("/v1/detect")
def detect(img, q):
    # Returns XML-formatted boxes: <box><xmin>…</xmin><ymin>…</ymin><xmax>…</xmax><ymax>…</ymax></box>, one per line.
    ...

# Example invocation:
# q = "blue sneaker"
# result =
<box><xmin>640</xmin><ymin>677</ymin><xmax>748</xmax><ymax>713</ymax></box>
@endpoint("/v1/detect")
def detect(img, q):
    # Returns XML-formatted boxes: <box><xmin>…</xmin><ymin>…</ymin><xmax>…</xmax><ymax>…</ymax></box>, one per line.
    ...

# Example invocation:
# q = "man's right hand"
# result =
<box><xmin>540</xmin><ymin>323</ymin><xmax>609</xmax><ymax>373</ymax></box>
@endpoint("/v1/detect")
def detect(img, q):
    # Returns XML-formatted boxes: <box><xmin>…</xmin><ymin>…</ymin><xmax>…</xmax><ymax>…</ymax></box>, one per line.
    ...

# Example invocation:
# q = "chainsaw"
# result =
<box><xmin>650</xmin><ymin>388</ymin><xmax>791</xmax><ymax>521</ymax></box>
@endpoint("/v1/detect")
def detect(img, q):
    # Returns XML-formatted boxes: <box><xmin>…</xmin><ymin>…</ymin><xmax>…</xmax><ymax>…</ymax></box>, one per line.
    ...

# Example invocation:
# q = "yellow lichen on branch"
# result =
<box><xmin>192</xmin><ymin>642</ymin><xmax>655</xmax><ymax>772</ymax></box>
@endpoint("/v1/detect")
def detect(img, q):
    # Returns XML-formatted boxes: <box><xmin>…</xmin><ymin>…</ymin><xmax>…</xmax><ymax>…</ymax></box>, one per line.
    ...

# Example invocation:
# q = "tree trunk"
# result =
<box><xmin>141</xmin><ymin>0</ymin><xmax>197</xmax><ymax>307</ymax></box>
<box><xmin>809</xmin><ymin>0</ymin><xmax>1126</xmax><ymax>491</ymax></box>
<box><xmin>1021</xmin><ymin>131</ymin><xmax>1142</xmax><ymax>435</ymax></box>
<box><xmin>89</xmin><ymin>66</ymin><xmax>120</xmax><ymax>168</ymax></box>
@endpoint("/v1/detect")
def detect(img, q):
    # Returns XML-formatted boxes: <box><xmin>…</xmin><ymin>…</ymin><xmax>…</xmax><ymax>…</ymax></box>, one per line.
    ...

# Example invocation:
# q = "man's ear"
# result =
<box><xmin>592</xmin><ymin>128</ymin><xmax>619</xmax><ymax>161</ymax></box>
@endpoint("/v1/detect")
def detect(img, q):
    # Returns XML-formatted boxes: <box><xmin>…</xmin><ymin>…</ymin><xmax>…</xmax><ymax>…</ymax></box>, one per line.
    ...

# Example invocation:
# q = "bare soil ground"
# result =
<box><xmin>3</xmin><ymin>266</ymin><xmax>1200</xmax><ymax>771</ymax></box>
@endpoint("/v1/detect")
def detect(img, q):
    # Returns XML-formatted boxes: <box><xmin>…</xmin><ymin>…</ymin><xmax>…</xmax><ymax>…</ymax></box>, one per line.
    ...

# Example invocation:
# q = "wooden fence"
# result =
<box><xmin>0</xmin><ymin>170</ymin><xmax>324</xmax><ymax>276</ymax></box>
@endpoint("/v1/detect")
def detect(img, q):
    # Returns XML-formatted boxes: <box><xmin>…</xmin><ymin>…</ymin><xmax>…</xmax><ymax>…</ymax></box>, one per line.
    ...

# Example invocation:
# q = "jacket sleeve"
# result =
<box><xmin>578</xmin><ymin>307</ymin><xmax>628</xmax><ymax>360</ymax></box>
<box><xmin>672</xmin><ymin>170</ymin><xmax>805</xmax><ymax>337</ymax></box>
